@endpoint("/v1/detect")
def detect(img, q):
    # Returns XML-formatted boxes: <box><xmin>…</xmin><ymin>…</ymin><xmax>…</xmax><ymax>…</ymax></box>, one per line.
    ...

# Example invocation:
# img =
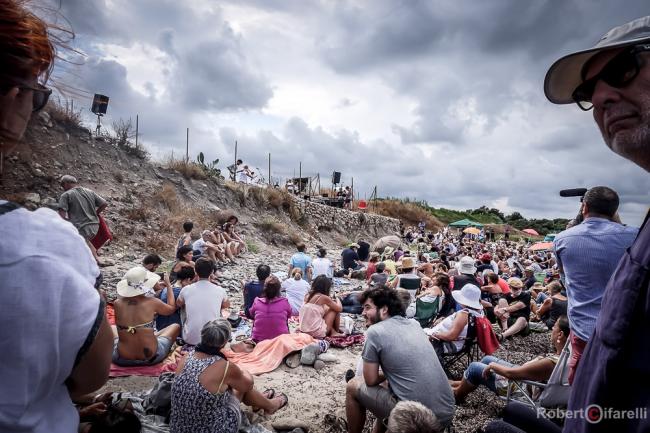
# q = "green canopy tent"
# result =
<box><xmin>448</xmin><ymin>219</ymin><xmax>484</xmax><ymax>228</ymax></box>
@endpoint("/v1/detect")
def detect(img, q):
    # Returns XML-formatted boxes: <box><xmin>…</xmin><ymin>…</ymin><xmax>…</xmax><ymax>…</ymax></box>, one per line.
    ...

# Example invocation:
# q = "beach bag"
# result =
<box><xmin>144</xmin><ymin>372</ymin><xmax>175</xmax><ymax>419</ymax></box>
<box><xmin>475</xmin><ymin>315</ymin><xmax>499</xmax><ymax>355</ymax></box>
<box><xmin>538</xmin><ymin>340</ymin><xmax>572</xmax><ymax>409</ymax></box>
<box><xmin>90</xmin><ymin>214</ymin><xmax>112</xmax><ymax>250</ymax></box>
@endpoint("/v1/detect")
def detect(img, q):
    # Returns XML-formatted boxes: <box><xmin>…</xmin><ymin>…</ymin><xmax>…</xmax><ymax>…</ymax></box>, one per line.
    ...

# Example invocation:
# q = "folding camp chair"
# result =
<box><xmin>414</xmin><ymin>296</ymin><xmax>441</xmax><ymax>328</ymax></box>
<box><xmin>504</xmin><ymin>339</ymin><xmax>572</xmax><ymax>410</ymax></box>
<box><xmin>398</xmin><ymin>276</ymin><xmax>421</xmax><ymax>301</ymax></box>
<box><xmin>440</xmin><ymin>315</ymin><xmax>479</xmax><ymax>373</ymax></box>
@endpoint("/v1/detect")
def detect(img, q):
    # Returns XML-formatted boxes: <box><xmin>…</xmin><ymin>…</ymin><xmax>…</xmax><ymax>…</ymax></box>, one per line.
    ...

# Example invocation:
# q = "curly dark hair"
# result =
<box><xmin>176</xmin><ymin>245</ymin><xmax>193</xmax><ymax>261</ymax></box>
<box><xmin>359</xmin><ymin>285</ymin><xmax>404</xmax><ymax>317</ymax></box>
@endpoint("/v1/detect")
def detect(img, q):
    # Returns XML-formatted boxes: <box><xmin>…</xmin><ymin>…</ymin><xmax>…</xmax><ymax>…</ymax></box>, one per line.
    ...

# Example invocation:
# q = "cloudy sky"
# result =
<box><xmin>47</xmin><ymin>0</ymin><xmax>649</xmax><ymax>225</ymax></box>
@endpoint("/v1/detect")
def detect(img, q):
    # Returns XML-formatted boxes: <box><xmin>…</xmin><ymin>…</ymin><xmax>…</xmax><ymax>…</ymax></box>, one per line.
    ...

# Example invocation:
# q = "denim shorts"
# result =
<box><xmin>112</xmin><ymin>336</ymin><xmax>173</xmax><ymax>366</ymax></box>
<box><xmin>464</xmin><ymin>355</ymin><xmax>516</xmax><ymax>392</ymax></box>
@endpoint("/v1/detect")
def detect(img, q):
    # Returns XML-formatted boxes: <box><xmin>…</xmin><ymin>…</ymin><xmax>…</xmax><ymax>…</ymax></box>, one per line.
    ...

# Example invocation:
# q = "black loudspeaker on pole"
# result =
<box><xmin>332</xmin><ymin>171</ymin><xmax>341</xmax><ymax>184</ymax></box>
<box><xmin>91</xmin><ymin>94</ymin><xmax>109</xmax><ymax>115</ymax></box>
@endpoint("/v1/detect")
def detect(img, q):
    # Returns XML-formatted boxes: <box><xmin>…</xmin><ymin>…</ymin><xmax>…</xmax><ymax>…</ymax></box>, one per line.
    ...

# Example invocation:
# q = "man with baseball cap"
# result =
<box><xmin>545</xmin><ymin>16</ymin><xmax>650</xmax><ymax>432</ymax></box>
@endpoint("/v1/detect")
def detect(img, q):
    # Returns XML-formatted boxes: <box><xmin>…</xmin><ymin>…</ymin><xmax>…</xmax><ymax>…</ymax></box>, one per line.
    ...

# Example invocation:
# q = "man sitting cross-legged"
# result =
<box><xmin>345</xmin><ymin>286</ymin><xmax>455</xmax><ymax>433</ymax></box>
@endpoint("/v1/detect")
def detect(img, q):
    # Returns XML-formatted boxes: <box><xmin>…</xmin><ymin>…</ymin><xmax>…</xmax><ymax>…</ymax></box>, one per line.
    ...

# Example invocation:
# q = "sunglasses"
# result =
<box><xmin>572</xmin><ymin>44</ymin><xmax>650</xmax><ymax>111</ymax></box>
<box><xmin>18</xmin><ymin>83</ymin><xmax>52</xmax><ymax>112</ymax></box>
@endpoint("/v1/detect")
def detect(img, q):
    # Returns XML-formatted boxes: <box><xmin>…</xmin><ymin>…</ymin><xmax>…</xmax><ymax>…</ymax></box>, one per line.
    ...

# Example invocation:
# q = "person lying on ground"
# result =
<box><xmin>170</xmin><ymin>319</ymin><xmax>288</xmax><ymax>433</ymax></box>
<box><xmin>451</xmin><ymin>315</ymin><xmax>570</xmax><ymax>403</ymax></box>
<box><xmin>426</xmin><ymin>284</ymin><xmax>484</xmax><ymax>359</ymax></box>
<box><xmin>112</xmin><ymin>268</ymin><xmax>181</xmax><ymax>366</ymax></box>
<box><xmin>494</xmin><ymin>278</ymin><xmax>531</xmax><ymax>340</ymax></box>
<box><xmin>345</xmin><ymin>286</ymin><xmax>454</xmax><ymax>433</ymax></box>
<box><xmin>299</xmin><ymin>275</ymin><xmax>344</xmax><ymax>338</ymax></box>
<box><xmin>156</xmin><ymin>266</ymin><xmax>196</xmax><ymax>336</ymax></box>
<box><xmin>242</xmin><ymin>264</ymin><xmax>271</xmax><ymax>319</ymax></box>
<box><xmin>170</xmin><ymin>246</ymin><xmax>195</xmax><ymax>282</ymax></box>
<box><xmin>177</xmin><ymin>220</ymin><xmax>193</xmax><ymax>253</ymax></box>
<box><xmin>281</xmin><ymin>267</ymin><xmax>311</xmax><ymax>316</ymax></box>
<box><xmin>176</xmin><ymin>258</ymin><xmax>230</xmax><ymax>346</ymax></box>
<box><xmin>250</xmin><ymin>276</ymin><xmax>292</xmax><ymax>342</ymax></box>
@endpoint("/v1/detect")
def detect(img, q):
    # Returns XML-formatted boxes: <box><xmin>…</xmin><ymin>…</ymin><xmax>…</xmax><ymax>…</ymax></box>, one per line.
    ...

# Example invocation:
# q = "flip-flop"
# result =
<box><xmin>262</xmin><ymin>388</ymin><xmax>275</xmax><ymax>399</ymax></box>
<box><xmin>275</xmin><ymin>392</ymin><xmax>289</xmax><ymax>411</ymax></box>
<box><xmin>344</xmin><ymin>369</ymin><xmax>355</xmax><ymax>383</ymax></box>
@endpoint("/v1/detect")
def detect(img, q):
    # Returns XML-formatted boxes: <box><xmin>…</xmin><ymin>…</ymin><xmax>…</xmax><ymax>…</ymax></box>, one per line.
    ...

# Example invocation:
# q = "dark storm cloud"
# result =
<box><xmin>48</xmin><ymin>0</ymin><xmax>649</xmax><ymax>224</ymax></box>
<box><xmin>55</xmin><ymin>0</ymin><xmax>273</xmax><ymax>111</ymax></box>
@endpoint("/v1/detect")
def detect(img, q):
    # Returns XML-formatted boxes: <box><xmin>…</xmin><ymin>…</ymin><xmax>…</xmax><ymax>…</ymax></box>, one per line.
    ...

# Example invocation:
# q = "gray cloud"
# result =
<box><xmin>46</xmin><ymin>0</ymin><xmax>649</xmax><ymax>226</ymax></box>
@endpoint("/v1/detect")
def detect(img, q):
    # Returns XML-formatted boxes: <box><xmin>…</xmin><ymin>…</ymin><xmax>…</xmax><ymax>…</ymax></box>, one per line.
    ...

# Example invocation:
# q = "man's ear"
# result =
<box><xmin>581</xmin><ymin>202</ymin><xmax>589</xmax><ymax>217</ymax></box>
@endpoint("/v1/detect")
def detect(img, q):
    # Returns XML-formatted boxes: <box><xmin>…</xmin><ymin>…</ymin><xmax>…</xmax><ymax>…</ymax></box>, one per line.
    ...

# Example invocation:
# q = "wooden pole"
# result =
<box><xmin>185</xmin><ymin>127</ymin><xmax>189</xmax><ymax>162</ymax></box>
<box><xmin>233</xmin><ymin>141</ymin><xmax>238</xmax><ymax>181</ymax></box>
<box><xmin>299</xmin><ymin>162</ymin><xmax>302</xmax><ymax>194</ymax></box>
<box><xmin>351</xmin><ymin>177</ymin><xmax>354</xmax><ymax>208</ymax></box>
<box><xmin>135</xmin><ymin>114</ymin><xmax>139</xmax><ymax>148</ymax></box>
<box><xmin>268</xmin><ymin>153</ymin><xmax>271</xmax><ymax>185</ymax></box>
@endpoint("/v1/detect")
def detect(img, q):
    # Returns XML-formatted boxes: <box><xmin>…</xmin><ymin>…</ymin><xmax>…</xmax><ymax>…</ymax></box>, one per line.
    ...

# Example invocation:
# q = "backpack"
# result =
<box><xmin>475</xmin><ymin>315</ymin><xmax>499</xmax><ymax>355</ymax></box>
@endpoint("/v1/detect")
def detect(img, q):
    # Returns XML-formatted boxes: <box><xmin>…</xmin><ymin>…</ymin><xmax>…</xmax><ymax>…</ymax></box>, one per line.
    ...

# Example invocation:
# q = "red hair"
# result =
<box><xmin>0</xmin><ymin>0</ymin><xmax>55</xmax><ymax>87</ymax></box>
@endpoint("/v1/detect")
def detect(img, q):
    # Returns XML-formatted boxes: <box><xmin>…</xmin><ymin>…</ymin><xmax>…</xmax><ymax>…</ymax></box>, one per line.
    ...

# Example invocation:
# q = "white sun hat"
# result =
<box><xmin>116</xmin><ymin>266</ymin><xmax>161</xmax><ymax>298</ymax></box>
<box><xmin>451</xmin><ymin>284</ymin><xmax>483</xmax><ymax>310</ymax></box>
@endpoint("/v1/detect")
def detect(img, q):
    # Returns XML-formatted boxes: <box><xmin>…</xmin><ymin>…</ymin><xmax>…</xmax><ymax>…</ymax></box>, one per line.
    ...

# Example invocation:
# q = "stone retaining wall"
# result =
<box><xmin>292</xmin><ymin>197</ymin><xmax>400</xmax><ymax>238</ymax></box>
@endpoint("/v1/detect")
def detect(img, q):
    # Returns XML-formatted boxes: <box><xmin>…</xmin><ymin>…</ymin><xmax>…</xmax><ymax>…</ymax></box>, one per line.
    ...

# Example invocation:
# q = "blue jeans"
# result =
<box><xmin>464</xmin><ymin>355</ymin><xmax>516</xmax><ymax>391</ymax></box>
<box><xmin>536</xmin><ymin>292</ymin><xmax>548</xmax><ymax>304</ymax></box>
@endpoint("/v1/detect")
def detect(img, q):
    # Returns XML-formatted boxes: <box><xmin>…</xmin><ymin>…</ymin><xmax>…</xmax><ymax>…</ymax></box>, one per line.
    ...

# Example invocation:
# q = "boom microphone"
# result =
<box><xmin>559</xmin><ymin>188</ymin><xmax>588</xmax><ymax>198</ymax></box>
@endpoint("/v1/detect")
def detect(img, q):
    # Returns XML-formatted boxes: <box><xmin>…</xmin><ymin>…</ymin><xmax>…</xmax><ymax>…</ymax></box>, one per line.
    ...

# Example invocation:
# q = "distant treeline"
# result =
<box><xmin>380</xmin><ymin>198</ymin><xmax>569</xmax><ymax>235</ymax></box>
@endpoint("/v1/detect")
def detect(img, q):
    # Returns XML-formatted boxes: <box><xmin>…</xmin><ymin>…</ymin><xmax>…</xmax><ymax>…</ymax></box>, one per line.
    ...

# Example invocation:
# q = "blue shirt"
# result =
<box><xmin>290</xmin><ymin>252</ymin><xmax>312</xmax><ymax>281</ymax></box>
<box><xmin>553</xmin><ymin>217</ymin><xmax>638</xmax><ymax>341</ymax></box>
<box><xmin>156</xmin><ymin>285</ymin><xmax>183</xmax><ymax>334</ymax></box>
<box><xmin>566</xmin><ymin>211</ymin><xmax>649</xmax><ymax>433</ymax></box>
<box><xmin>243</xmin><ymin>280</ymin><xmax>264</xmax><ymax>319</ymax></box>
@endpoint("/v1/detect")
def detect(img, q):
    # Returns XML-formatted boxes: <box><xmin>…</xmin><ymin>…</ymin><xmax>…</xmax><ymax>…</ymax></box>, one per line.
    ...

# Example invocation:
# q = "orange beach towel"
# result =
<box><xmin>223</xmin><ymin>333</ymin><xmax>315</xmax><ymax>375</ymax></box>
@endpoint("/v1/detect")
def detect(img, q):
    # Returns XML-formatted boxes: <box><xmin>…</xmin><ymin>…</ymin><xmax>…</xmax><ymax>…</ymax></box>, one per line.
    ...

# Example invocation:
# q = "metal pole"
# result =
<box><xmin>268</xmin><ymin>153</ymin><xmax>271</xmax><ymax>185</ymax></box>
<box><xmin>233</xmin><ymin>141</ymin><xmax>238</xmax><ymax>181</ymax></box>
<box><xmin>299</xmin><ymin>162</ymin><xmax>302</xmax><ymax>194</ymax></box>
<box><xmin>135</xmin><ymin>114</ymin><xmax>139</xmax><ymax>148</ymax></box>
<box><xmin>185</xmin><ymin>127</ymin><xmax>189</xmax><ymax>162</ymax></box>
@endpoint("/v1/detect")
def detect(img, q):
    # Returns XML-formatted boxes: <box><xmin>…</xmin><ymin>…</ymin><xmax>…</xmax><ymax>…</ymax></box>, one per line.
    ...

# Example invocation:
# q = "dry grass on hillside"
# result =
<box><xmin>369</xmin><ymin>199</ymin><xmax>444</xmax><ymax>230</ymax></box>
<box><xmin>164</xmin><ymin>157</ymin><xmax>207</xmax><ymax>180</ymax></box>
<box><xmin>44</xmin><ymin>100</ymin><xmax>84</xmax><ymax>130</ymax></box>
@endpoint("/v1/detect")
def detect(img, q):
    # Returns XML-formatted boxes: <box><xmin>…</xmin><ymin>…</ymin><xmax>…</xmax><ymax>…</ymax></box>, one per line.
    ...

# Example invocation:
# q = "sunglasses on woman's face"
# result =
<box><xmin>19</xmin><ymin>83</ymin><xmax>52</xmax><ymax>112</ymax></box>
<box><xmin>572</xmin><ymin>44</ymin><xmax>650</xmax><ymax>111</ymax></box>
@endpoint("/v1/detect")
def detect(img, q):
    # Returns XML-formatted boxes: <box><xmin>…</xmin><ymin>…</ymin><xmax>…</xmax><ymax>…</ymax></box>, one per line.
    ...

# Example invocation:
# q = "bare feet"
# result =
<box><xmin>265</xmin><ymin>393</ymin><xmax>288</xmax><ymax>415</ymax></box>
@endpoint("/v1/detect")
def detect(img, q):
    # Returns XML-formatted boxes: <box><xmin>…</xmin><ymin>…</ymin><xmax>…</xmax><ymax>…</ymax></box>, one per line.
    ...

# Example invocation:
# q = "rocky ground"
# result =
<box><xmin>97</xmin><ymin>241</ymin><xmax>552</xmax><ymax>433</ymax></box>
<box><xmin>2</xmin><ymin>112</ymin><xmax>553</xmax><ymax>433</ymax></box>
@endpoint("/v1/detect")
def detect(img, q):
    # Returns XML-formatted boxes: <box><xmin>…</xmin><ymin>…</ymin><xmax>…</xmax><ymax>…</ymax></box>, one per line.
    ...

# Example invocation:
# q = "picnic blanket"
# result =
<box><xmin>325</xmin><ymin>334</ymin><xmax>365</xmax><ymax>348</ymax></box>
<box><xmin>109</xmin><ymin>345</ymin><xmax>188</xmax><ymax>377</ymax></box>
<box><xmin>222</xmin><ymin>332</ymin><xmax>315</xmax><ymax>375</ymax></box>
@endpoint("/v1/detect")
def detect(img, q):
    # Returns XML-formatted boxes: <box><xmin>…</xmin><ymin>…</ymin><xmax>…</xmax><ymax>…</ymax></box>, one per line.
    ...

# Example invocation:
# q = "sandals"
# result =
<box><xmin>344</xmin><ymin>369</ymin><xmax>355</xmax><ymax>383</ymax></box>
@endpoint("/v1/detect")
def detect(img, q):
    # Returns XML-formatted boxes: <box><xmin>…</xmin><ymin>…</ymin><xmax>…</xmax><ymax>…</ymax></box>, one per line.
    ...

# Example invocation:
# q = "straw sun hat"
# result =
<box><xmin>117</xmin><ymin>266</ymin><xmax>161</xmax><ymax>298</ymax></box>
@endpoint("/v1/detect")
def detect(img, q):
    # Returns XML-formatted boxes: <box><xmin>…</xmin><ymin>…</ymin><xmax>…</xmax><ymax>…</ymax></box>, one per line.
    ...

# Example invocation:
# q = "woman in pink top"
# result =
<box><xmin>299</xmin><ymin>275</ymin><xmax>344</xmax><ymax>338</ymax></box>
<box><xmin>249</xmin><ymin>276</ymin><xmax>292</xmax><ymax>342</ymax></box>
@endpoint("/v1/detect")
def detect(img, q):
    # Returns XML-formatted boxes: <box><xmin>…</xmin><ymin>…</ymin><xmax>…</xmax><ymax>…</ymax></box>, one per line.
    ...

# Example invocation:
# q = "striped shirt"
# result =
<box><xmin>553</xmin><ymin>217</ymin><xmax>638</xmax><ymax>341</ymax></box>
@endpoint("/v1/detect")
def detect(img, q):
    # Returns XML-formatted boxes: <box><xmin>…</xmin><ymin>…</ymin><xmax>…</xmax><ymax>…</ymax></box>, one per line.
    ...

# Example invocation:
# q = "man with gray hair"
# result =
<box><xmin>545</xmin><ymin>15</ymin><xmax>650</xmax><ymax>432</ymax></box>
<box><xmin>58</xmin><ymin>175</ymin><xmax>108</xmax><ymax>262</ymax></box>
